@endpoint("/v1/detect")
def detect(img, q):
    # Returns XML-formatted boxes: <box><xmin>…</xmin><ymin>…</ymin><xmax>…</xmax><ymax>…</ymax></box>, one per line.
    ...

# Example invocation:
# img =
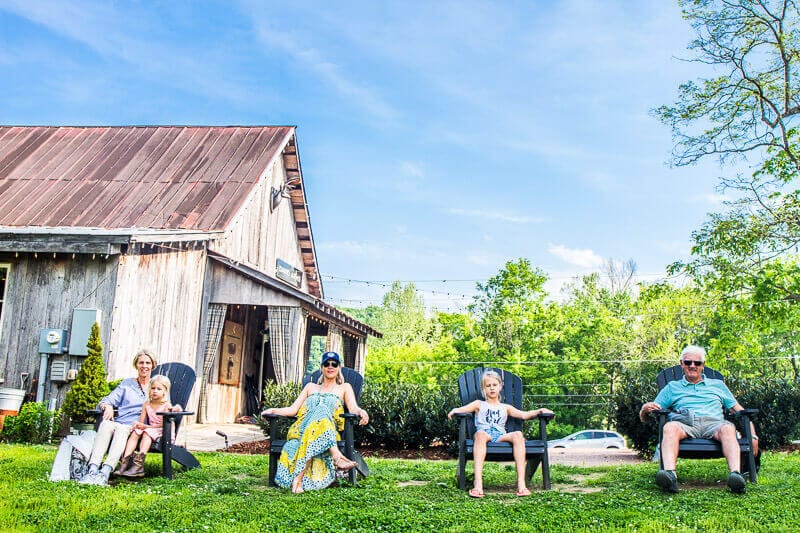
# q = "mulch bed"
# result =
<box><xmin>223</xmin><ymin>439</ymin><xmax>452</xmax><ymax>460</ymax></box>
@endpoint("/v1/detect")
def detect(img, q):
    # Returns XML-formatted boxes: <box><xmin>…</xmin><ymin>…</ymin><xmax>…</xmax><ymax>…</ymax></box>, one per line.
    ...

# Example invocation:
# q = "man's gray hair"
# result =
<box><xmin>680</xmin><ymin>345</ymin><xmax>706</xmax><ymax>362</ymax></box>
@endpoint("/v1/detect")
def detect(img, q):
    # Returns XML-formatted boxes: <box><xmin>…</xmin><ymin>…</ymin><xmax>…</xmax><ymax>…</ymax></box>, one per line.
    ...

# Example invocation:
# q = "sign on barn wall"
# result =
<box><xmin>275</xmin><ymin>258</ymin><xmax>302</xmax><ymax>288</ymax></box>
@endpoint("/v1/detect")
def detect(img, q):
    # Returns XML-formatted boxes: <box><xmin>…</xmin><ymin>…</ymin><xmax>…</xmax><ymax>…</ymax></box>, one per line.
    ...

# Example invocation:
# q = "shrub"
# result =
<box><xmin>259</xmin><ymin>380</ymin><xmax>459</xmax><ymax>451</ymax></box>
<box><xmin>612</xmin><ymin>367</ymin><xmax>661</xmax><ymax>455</ymax></box>
<box><xmin>0</xmin><ymin>402</ymin><xmax>60</xmax><ymax>444</ymax></box>
<box><xmin>258</xmin><ymin>381</ymin><xmax>302</xmax><ymax>437</ymax></box>
<box><xmin>730</xmin><ymin>376</ymin><xmax>800</xmax><ymax>449</ymax></box>
<box><xmin>61</xmin><ymin>322</ymin><xmax>110</xmax><ymax>424</ymax></box>
<box><xmin>358</xmin><ymin>382</ymin><xmax>458</xmax><ymax>450</ymax></box>
<box><xmin>544</xmin><ymin>422</ymin><xmax>579</xmax><ymax>440</ymax></box>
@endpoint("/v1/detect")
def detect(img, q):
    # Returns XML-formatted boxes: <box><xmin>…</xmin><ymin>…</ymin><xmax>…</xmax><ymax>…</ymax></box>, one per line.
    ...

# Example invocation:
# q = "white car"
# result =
<box><xmin>548</xmin><ymin>430</ymin><xmax>626</xmax><ymax>449</ymax></box>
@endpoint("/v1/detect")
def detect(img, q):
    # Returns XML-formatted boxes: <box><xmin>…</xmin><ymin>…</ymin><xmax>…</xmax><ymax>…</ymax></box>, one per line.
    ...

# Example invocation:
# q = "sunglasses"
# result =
<box><xmin>322</xmin><ymin>361</ymin><xmax>339</xmax><ymax>368</ymax></box>
<box><xmin>681</xmin><ymin>360</ymin><xmax>704</xmax><ymax>367</ymax></box>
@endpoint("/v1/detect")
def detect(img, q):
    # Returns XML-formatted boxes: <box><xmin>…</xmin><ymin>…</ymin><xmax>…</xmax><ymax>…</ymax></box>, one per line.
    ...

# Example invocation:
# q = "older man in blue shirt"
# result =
<box><xmin>640</xmin><ymin>345</ymin><xmax>751</xmax><ymax>494</ymax></box>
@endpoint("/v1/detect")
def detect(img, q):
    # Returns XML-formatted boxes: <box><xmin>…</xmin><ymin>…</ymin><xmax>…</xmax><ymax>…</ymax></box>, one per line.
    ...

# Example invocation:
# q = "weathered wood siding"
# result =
<box><xmin>212</xmin><ymin>156</ymin><xmax>309</xmax><ymax>293</ymax></box>
<box><xmin>0</xmin><ymin>254</ymin><xmax>116</xmax><ymax>400</ymax></box>
<box><xmin>207</xmin><ymin>261</ymin><xmax>299</xmax><ymax>306</ymax></box>
<box><xmin>108</xmin><ymin>250</ymin><xmax>206</xmax><ymax>412</ymax></box>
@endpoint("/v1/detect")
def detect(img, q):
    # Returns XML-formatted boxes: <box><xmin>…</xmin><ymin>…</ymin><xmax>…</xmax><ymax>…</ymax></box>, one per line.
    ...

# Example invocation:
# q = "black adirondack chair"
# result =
<box><xmin>263</xmin><ymin>366</ymin><xmax>368</xmax><ymax>487</ymax></box>
<box><xmin>454</xmin><ymin>367</ymin><xmax>554</xmax><ymax>491</ymax></box>
<box><xmin>653</xmin><ymin>365</ymin><xmax>759</xmax><ymax>482</ymax></box>
<box><xmin>92</xmin><ymin>362</ymin><xmax>200</xmax><ymax>479</ymax></box>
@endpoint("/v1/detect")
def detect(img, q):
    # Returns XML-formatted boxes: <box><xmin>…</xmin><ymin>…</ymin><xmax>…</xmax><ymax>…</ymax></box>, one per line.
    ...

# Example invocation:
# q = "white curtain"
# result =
<box><xmin>291</xmin><ymin>309</ymin><xmax>308</xmax><ymax>383</ymax></box>
<box><xmin>354</xmin><ymin>337</ymin><xmax>367</xmax><ymax>375</ymax></box>
<box><xmin>326</xmin><ymin>324</ymin><xmax>343</xmax><ymax>356</ymax></box>
<box><xmin>268</xmin><ymin>306</ymin><xmax>307</xmax><ymax>384</ymax></box>
<box><xmin>198</xmin><ymin>303</ymin><xmax>227</xmax><ymax>423</ymax></box>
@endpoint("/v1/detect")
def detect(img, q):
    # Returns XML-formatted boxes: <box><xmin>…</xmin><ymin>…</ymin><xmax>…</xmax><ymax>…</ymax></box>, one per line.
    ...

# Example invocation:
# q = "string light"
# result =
<box><xmin>367</xmin><ymin>355</ymin><xmax>796</xmax><ymax>366</ymax></box>
<box><xmin>320</xmin><ymin>273</ymin><xmax>800</xmax><ymax>315</ymax></box>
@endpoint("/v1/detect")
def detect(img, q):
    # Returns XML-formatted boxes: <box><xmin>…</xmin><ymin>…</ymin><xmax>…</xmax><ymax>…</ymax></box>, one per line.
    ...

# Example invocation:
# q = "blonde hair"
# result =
<box><xmin>481</xmin><ymin>370</ymin><xmax>503</xmax><ymax>393</ymax></box>
<box><xmin>148</xmin><ymin>374</ymin><xmax>171</xmax><ymax>404</ymax></box>
<box><xmin>133</xmin><ymin>349</ymin><xmax>157</xmax><ymax>369</ymax></box>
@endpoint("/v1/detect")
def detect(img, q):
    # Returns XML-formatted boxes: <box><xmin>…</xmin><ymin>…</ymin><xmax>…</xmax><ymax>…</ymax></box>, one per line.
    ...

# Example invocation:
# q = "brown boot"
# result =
<box><xmin>127</xmin><ymin>452</ymin><xmax>146</xmax><ymax>478</ymax></box>
<box><xmin>113</xmin><ymin>454</ymin><xmax>133</xmax><ymax>477</ymax></box>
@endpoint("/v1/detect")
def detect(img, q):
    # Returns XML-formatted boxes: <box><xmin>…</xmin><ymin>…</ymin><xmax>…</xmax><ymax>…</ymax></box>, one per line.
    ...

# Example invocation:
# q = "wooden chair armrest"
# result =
<box><xmin>452</xmin><ymin>412</ymin><xmax>471</xmax><ymax>419</ymax></box>
<box><xmin>261</xmin><ymin>414</ymin><xmax>296</xmax><ymax>441</ymax></box>
<box><xmin>536</xmin><ymin>412</ymin><xmax>555</xmax><ymax>421</ymax></box>
<box><xmin>260</xmin><ymin>413</ymin><xmax>296</xmax><ymax>421</ymax></box>
<box><xmin>157</xmin><ymin>410</ymin><xmax>194</xmax><ymax>419</ymax></box>
<box><xmin>87</xmin><ymin>408</ymin><xmax>119</xmax><ymax>417</ymax></box>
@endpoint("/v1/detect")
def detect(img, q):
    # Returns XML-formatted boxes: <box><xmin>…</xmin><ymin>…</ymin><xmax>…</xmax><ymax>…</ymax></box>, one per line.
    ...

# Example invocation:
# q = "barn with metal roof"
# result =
<box><xmin>0</xmin><ymin>126</ymin><xmax>379</xmax><ymax>423</ymax></box>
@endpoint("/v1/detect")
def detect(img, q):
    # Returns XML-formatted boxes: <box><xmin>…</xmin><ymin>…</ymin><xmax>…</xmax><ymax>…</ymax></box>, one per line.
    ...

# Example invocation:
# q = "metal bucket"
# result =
<box><xmin>0</xmin><ymin>387</ymin><xmax>26</xmax><ymax>414</ymax></box>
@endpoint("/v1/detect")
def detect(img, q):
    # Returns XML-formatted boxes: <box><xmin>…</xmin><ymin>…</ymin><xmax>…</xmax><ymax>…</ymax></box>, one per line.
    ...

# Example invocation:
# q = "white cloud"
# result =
<box><xmin>244</xmin><ymin>10</ymin><xmax>399</xmax><ymax>125</ymax></box>
<box><xmin>1</xmin><ymin>0</ymin><xmax>256</xmax><ymax>104</ymax></box>
<box><xmin>547</xmin><ymin>243</ymin><xmax>604</xmax><ymax>269</ymax></box>
<box><xmin>446</xmin><ymin>208</ymin><xmax>545</xmax><ymax>224</ymax></box>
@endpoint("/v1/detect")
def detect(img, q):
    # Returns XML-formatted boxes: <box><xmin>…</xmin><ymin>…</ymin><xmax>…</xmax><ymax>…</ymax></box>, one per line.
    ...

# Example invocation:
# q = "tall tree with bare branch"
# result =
<box><xmin>659</xmin><ymin>0</ymin><xmax>800</xmax><ymax>298</ymax></box>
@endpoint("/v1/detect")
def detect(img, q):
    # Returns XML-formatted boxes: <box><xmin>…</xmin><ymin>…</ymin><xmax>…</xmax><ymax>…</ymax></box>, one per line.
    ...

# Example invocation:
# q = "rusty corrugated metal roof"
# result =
<box><xmin>0</xmin><ymin>126</ymin><xmax>295</xmax><ymax>230</ymax></box>
<box><xmin>0</xmin><ymin>125</ymin><xmax>324</xmax><ymax>298</ymax></box>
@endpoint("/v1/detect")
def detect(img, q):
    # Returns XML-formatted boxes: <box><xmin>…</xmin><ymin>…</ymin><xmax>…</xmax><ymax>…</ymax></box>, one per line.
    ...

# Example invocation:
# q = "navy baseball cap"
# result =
<box><xmin>321</xmin><ymin>351</ymin><xmax>340</xmax><ymax>365</ymax></box>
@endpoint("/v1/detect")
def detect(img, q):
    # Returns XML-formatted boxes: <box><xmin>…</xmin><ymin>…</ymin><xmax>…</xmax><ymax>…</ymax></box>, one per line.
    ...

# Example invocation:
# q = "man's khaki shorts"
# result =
<box><xmin>671</xmin><ymin>416</ymin><xmax>732</xmax><ymax>439</ymax></box>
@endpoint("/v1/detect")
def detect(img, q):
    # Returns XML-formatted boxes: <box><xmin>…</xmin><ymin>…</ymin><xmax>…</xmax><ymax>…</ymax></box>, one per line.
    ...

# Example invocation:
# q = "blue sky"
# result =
<box><xmin>0</xmin><ymin>1</ymin><xmax>733</xmax><ymax>312</ymax></box>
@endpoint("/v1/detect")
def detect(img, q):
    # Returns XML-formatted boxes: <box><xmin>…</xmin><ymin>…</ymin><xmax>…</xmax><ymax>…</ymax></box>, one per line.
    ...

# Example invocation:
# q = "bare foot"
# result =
<box><xmin>291</xmin><ymin>475</ymin><xmax>304</xmax><ymax>494</ymax></box>
<box><xmin>333</xmin><ymin>455</ymin><xmax>356</xmax><ymax>471</ymax></box>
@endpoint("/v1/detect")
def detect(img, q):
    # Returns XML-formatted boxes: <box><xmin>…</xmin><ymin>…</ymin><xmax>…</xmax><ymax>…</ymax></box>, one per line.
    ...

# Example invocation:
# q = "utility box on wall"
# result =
<box><xmin>38</xmin><ymin>329</ymin><xmax>68</xmax><ymax>354</ymax></box>
<box><xmin>50</xmin><ymin>359</ymin><xmax>69</xmax><ymax>382</ymax></box>
<box><xmin>68</xmin><ymin>308</ymin><xmax>102</xmax><ymax>356</ymax></box>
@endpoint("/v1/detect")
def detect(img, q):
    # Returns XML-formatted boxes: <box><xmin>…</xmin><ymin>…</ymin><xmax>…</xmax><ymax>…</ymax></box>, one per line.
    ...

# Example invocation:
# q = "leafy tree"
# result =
<box><xmin>372</xmin><ymin>281</ymin><xmax>431</xmax><ymax>347</ymax></box>
<box><xmin>656</xmin><ymin>0</ymin><xmax>800</xmax><ymax>169</ymax></box>
<box><xmin>657</xmin><ymin>0</ymin><xmax>800</xmax><ymax>297</ymax></box>
<box><xmin>703</xmin><ymin>258</ymin><xmax>800</xmax><ymax>379</ymax></box>
<box><xmin>469</xmin><ymin>258</ymin><xmax>550</xmax><ymax>362</ymax></box>
<box><xmin>61</xmin><ymin>322</ymin><xmax>110</xmax><ymax>424</ymax></box>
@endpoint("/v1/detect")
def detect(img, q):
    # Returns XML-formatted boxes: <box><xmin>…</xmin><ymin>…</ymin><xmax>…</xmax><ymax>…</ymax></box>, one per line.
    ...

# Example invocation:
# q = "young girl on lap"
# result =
<box><xmin>115</xmin><ymin>375</ymin><xmax>180</xmax><ymax>478</ymax></box>
<box><xmin>448</xmin><ymin>370</ymin><xmax>553</xmax><ymax>498</ymax></box>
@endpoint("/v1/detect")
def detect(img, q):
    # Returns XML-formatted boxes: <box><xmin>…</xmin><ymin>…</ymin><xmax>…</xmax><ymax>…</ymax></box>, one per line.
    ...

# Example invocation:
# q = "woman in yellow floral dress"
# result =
<box><xmin>261</xmin><ymin>352</ymin><xmax>369</xmax><ymax>493</ymax></box>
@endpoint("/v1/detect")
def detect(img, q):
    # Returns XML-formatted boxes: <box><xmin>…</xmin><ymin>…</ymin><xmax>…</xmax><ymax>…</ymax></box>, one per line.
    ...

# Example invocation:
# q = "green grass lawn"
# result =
<box><xmin>1</xmin><ymin>444</ymin><xmax>798</xmax><ymax>532</ymax></box>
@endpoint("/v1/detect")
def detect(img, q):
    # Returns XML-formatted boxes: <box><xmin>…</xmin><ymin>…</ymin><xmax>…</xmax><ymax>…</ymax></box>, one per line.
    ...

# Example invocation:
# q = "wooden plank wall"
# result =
<box><xmin>207</xmin><ymin>262</ymin><xmax>298</xmax><ymax>306</ymax></box>
<box><xmin>108</xmin><ymin>250</ymin><xmax>206</xmax><ymax>412</ymax></box>
<box><xmin>213</xmin><ymin>156</ymin><xmax>308</xmax><ymax>293</ymax></box>
<box><xmin>0</xmin><ymin>253</ymin><xmax>117</xmax><ymax>403</ymax></box>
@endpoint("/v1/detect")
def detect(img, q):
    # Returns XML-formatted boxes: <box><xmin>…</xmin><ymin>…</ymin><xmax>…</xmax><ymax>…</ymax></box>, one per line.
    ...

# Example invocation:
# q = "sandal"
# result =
<box><xmin>468</xmin><ymin>488</ymin><xmax>484</xmax><ymax>498</ymax></box>
<box><xmin>516</xmin><ymin>488</ymin><xmax>531</xmax><ymax>497</ymax></box>
<box><xmin>333</xmin><ymin>456</ymin><xmax>356</xmax><ymax>472</ymax></box>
